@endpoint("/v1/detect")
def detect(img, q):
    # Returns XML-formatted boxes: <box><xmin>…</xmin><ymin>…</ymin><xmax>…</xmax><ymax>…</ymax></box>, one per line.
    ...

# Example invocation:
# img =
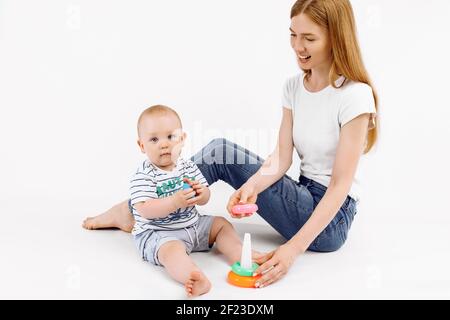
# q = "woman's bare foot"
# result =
<box><xmin>82</xmin><ymin>201</ymin><xmax>135</xmax><ymax>232</ymax></box>
<box><xmin>185</xmin><ymin>271</ymin><xmax>211</xmax><ymax>297</ymax></box>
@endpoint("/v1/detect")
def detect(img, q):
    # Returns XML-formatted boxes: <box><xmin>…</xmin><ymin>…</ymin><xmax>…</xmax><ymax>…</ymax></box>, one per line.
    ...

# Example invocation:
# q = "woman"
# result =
<box><xmin>83</xmin><ymin>0</ymin><xmax>378</xmax><ymax>289</ymax></box>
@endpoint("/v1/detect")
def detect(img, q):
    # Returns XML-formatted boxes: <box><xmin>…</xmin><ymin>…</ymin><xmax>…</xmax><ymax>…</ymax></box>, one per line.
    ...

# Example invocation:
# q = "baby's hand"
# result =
<box><xmin>185</xmin><ymin>179</ymin><xmax>203</xmax><ymax>195</ymax></box>
<box><xmin>173</xmin><ymin>187</ymin><xmax>198</xmax><ymax>209</ymax></box>
<box><xmin>183</xmin><ymin>178</ymin><xmax>209</xmax><ymax>205</ymax></box>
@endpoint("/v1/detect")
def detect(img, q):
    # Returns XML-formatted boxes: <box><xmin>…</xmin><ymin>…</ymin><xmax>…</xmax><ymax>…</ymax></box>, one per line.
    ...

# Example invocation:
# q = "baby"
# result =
<box><xmin>130</xmin><ymin>105</ymin><xmax>256</xmax><ymax>297</ymax></box>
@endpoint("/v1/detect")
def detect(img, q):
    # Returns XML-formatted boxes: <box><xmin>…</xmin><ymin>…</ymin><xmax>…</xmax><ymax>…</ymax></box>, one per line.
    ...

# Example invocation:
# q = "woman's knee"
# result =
<box><xmin>197</xmin><ymin>138</ymin><xmax>228</xmax><ymax>164</ymax></box>
<box><xmin>207</xmin><ymin>138</ymin><xmax>231</xmax><ymax>154</ymax></box>
<box><xmin>208</xmin><ymin>138</ymin><xmax>231</xmax><ymax>148</ymax></box>
<box><xmin>309</xmin><ymin>233</ymin><xmax>346</xmax><ymax>252</ymax></box>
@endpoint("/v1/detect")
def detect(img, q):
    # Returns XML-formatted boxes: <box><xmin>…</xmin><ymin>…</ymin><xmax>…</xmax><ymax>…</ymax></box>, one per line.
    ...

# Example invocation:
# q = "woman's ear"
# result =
<box><xmin>137</xmin><ymin>139</ymin><xmax>145</xmax><ymax>153</ymax></box>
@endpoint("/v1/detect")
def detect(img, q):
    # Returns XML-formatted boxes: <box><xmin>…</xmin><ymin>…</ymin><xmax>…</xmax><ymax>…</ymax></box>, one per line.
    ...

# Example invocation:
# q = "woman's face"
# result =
<box><xmin>290</xmin><ymin>13</ymin><xmax>332</xmax><ymax>71</ymax></box>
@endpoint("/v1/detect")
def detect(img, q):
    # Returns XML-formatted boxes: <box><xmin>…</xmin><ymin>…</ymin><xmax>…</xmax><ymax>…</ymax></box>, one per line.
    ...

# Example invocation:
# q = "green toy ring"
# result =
<box><xmin>231</xmin><ymin>261</ymin><xmax>259</xmax><ymax>277</ymax></box>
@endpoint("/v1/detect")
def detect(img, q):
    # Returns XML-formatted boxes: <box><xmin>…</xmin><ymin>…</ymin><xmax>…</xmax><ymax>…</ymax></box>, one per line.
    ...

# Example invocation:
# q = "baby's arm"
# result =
<box><xmin>134</xmin><ymin>197</ymin><xmax>177</xmax><ymax>220</ymax></box>
<box><xmin>134</xmin><ymin>188</ymin><xmax>197</xmax><ymax>219</ymax></box>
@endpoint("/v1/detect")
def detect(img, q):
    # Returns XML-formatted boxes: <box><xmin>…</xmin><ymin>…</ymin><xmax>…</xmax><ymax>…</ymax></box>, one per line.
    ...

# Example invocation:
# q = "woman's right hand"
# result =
<box><xmin>227</xmin><ymin>183</ymin><xmax>258</xmax><ymax>219</ymax></box>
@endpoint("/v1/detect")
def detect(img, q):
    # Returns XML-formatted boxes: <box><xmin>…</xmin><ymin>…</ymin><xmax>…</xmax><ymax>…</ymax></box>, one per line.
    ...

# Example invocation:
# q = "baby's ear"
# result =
<box><xmin>137</xmin><ymin>139</ymin><xmax>145</xmax><ymax>153</ymax></box>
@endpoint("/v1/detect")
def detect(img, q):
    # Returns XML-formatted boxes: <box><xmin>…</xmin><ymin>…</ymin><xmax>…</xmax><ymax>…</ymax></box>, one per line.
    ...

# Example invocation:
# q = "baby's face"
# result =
<box><xmin>137</xmin><ymin>113</ymin><xmax>185</xmax><ymax>171</ymax></box>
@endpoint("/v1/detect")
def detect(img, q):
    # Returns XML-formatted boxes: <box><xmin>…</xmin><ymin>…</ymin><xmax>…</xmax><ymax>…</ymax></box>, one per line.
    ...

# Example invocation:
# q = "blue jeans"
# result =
<box><xmin>190</xmin><ymin>138</ymin><xmax>357</xmax><ymax>252</ymax></box>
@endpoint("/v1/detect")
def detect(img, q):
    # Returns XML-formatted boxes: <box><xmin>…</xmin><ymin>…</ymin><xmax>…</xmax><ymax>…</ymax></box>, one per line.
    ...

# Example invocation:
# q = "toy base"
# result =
<box><xmin>227</xmin><ymin>271</ymin><xmax>261</xmax><ymax>288</ymax></box>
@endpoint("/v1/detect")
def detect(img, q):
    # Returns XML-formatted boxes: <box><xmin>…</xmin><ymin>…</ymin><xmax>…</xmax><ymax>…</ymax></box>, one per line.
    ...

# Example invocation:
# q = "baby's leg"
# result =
<box><xmin>209</xmin><ymin>217</ymin><xmax>263</xmax><ymax>264</ymax></box>
<box><xmin>209</xmin><ymin>217</ymin><xmax>264</xmax><ymax>265</ymax></box>
<box><xmin>158</xmin><ymin>240</ymin><xmax>211</xmax><ymax>297</ymax></box>
<box><xmin>209</xmin><ymin>217</ymin><xmax>242</xmax><ymax>264</ymax></box>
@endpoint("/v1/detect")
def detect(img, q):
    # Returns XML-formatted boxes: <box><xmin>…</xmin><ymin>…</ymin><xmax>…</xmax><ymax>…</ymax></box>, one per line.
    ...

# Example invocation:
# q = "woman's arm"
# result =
<box><xmin>248</xmin><ymin>107</ymin><xmax>295</xmax><ymax>193</ymax></box>
<box><xmin>254</xmin><ymin>113</ymin><xmax>371</xmax><ymax>287</ymax></box>
<box><xmin>288</xmin><ymin>113</ymin><xmax>371</xmax><ymax>253</ymax></box>
<box><xmin>227</xmin><ymin>107</ymin><xmax>294</xmax><ymax>211</ymax></box>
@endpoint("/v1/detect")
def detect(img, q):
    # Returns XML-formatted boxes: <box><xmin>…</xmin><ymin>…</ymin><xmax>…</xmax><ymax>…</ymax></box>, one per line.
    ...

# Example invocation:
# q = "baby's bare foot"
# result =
<box><xmin>82</xmin><ymin>213</ymin><xmax>115</xmax><ymax>230</ymax></box>
<box><xmin>185</xmin><ymin>271</ymin><xmax>211</xmax><ymax>297</ymax></box>
<box><xmin>82</xmin><ymin>203</ymin><xmax>134</xmax><ymax>232</ymax></box>
<box><xmin>82</xmin><ymin>217</ymin><xmax>98</xmax><ymax>230</ymax></box>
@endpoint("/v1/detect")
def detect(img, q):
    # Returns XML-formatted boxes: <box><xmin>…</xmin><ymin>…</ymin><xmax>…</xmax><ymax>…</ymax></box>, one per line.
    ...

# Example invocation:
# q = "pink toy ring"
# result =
<box><xmin>231</xmin><ymin>204</ymin><xmax>258</xmax><ymax>216</ymax></box>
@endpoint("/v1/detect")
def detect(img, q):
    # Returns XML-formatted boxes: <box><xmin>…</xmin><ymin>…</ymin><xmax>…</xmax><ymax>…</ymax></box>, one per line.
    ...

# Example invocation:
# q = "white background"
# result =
<box><xmin>1</xmin><ymin>0</ymin><xmax>450</xmax><ymax>299</ymax></box>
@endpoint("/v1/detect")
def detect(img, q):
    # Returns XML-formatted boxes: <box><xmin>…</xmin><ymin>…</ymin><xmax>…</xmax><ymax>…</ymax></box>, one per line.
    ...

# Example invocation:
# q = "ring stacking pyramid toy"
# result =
<box><xmin>227</xmin><ymin>233</ymin><xmax>261</xmax><ymax>288</ymax></box>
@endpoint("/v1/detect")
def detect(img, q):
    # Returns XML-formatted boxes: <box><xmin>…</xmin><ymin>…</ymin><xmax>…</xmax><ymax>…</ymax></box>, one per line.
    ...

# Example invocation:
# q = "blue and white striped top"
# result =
<box><xmin>129</xmin><ymin>158</ymin><xmax>208</xmax><ymax>236</ymax></box>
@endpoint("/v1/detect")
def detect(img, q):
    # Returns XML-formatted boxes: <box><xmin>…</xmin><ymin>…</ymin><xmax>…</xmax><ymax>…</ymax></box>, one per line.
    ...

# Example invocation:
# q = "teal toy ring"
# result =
<box><xmin>231</xmin><ymin>261</ymin><xmax>259</xmax><ymax>277</ymax></box>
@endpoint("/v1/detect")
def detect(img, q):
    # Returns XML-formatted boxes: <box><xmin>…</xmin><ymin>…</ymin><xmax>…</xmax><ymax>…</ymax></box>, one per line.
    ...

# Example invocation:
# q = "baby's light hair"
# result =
<box><xmin>137</xmin><ymin>105</ymin><xmax>182</xmax><ymax>137</ymax></box>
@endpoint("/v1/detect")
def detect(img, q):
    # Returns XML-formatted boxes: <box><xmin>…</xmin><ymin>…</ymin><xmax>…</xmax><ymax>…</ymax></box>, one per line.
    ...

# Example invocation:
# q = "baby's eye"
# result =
<box><xmin>168</xmin><ymin>134</ymin><xmax>177</xmax><ymax>140</ymax></box>
<box><xmin>290</xmin><ymin>33</ymin><xmax>296</xmax><ymax>38</ymax></box>
<box><xmin>150</xmin><ymin>137</ymin><xmax>158</xmax><ymax>143</ymax></box>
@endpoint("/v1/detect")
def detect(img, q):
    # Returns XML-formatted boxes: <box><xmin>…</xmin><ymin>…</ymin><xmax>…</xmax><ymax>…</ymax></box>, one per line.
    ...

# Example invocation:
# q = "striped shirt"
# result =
<box><xmin>129</xmin><ymin>158</ymin><xmax>209</xmax><ymax>236</ymax></box>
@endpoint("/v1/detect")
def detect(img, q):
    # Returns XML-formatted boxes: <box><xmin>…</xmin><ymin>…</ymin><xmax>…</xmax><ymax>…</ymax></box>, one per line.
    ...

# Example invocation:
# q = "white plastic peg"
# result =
<box><xmin>240</xmin><ymin>233</ymin><xmax>252</xmax><ymax>269</ymax></box>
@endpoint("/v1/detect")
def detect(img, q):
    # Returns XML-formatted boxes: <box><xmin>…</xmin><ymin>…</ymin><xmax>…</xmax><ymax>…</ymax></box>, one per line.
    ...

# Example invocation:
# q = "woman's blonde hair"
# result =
<box><xmin>291</xmin><ymin>0</ymin><xmax>378</xmax><ymax>153</ymax></box>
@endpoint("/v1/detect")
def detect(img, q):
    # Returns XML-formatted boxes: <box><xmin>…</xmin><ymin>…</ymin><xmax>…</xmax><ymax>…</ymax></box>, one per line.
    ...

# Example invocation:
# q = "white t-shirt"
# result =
<box><xmin>282</xmin><ymin>73</ymin><xmax>376</xmax><ymax>202</ymax></box>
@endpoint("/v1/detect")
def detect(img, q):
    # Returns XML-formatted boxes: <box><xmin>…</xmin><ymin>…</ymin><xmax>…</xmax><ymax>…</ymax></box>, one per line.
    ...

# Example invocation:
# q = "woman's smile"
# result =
<box><xmin>298</xmin><ymin>54</ymin><xmax>311</xmax><ymax>64</ymax></box>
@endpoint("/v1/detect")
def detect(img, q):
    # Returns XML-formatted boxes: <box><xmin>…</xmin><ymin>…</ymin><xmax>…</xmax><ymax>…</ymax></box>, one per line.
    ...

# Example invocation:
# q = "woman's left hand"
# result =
<box><xmin>253</xmin><ymin>243</ymin><xmax>300</xmax><ymax>288</ymax></box>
